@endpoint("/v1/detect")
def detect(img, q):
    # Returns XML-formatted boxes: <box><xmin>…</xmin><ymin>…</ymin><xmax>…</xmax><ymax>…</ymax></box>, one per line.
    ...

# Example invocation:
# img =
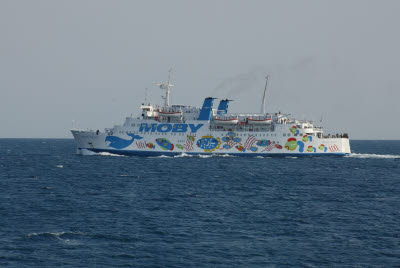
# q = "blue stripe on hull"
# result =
<box><xmin>78</xmin><ymin>148</ymin><xmax>349</xmax><ymax>157</ymax></box>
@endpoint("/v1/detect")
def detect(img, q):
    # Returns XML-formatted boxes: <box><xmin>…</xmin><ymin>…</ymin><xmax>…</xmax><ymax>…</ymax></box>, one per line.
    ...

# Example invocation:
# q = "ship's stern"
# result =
<box><xmin>342</xmin><ymin>137</ymin><xmax>351</xmax><ymax>155</ymax></box>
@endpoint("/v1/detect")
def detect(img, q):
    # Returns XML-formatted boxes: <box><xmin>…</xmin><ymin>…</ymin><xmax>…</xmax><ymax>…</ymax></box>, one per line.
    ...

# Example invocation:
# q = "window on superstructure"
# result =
<box><xmin>283</xmin><ymin>133</ymin><xmax>286</xmax><ymax>136</ymax></box>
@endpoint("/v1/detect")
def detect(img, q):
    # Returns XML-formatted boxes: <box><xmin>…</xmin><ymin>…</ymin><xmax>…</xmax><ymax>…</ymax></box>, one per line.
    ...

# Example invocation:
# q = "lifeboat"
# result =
<box><xmin>247</xmin><ymin>117</ymin><xmax>272</xmax><ymax>124</ymax></box>
<box><xmin>214</xmin><ymin>116</ymin><xmax>239</xmax><ymax>124</ymax></box>
<box><xmin>159</xmin><ymin>111</ymin><xmax>182</xmax><ymax>117</ymax></box>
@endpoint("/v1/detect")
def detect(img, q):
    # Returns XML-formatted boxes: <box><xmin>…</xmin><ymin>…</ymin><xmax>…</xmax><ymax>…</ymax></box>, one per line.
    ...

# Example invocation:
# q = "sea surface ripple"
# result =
<box><xmin>0</xmin><ymin>139</ymin><xmax>399</xmax><ymax>267</ymax></box>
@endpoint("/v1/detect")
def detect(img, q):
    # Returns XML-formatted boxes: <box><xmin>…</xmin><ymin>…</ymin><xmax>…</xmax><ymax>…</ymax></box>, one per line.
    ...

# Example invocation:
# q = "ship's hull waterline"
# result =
<box><xmin>72</xmin><ymin>125</ymin><xmax>351</xmax><ymax>157</ymax></box>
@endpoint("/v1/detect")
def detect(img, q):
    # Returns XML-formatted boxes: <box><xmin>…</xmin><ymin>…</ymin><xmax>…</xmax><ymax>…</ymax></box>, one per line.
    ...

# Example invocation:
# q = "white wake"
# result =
<box><xmin>346</xmin><ymin>153</ymin><xmax>400</xmax><ymax>159</ymax></box>
<box><xmin>79</xmin><ymin>149</ymin><xmax>124</xmax><ymax>157</ymax></box>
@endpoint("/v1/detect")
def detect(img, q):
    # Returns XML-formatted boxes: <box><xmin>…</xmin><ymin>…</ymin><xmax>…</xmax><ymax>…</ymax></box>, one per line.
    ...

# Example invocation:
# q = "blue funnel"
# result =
<box><xmin>217</xmin><ymin>99</ymin><xmax>230</xmax><ymax>115</ymax></box>
<box><xmin>198</xmin><ymin>97</ymin><xmax>216</xmax><ymax>121</ymax></box>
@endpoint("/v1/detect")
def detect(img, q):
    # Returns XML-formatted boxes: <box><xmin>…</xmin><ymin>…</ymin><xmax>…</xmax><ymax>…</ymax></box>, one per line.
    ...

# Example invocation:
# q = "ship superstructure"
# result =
<box><xmin>71</xmin><ymin>74</ymin><xmax>351</xmax><ymax>156</ymax></box>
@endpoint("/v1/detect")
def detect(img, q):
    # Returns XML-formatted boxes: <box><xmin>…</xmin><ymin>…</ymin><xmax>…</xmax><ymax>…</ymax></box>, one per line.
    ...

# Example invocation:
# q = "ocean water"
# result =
<box><xmin>0</xmin><ymin>139</ymin><xmax>399</xmax><ymax>267</ymax></box>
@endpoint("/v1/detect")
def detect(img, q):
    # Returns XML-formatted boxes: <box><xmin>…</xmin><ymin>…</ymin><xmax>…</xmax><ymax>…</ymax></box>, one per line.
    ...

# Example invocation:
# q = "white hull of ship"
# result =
<box><xmin>71</xmin><ymin>128</ymin><xmax>351</xmax><ymax>156</ymax></box>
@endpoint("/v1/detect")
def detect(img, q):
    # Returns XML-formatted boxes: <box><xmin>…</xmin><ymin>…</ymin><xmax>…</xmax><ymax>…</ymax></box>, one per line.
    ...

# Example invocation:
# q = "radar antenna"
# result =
<box><xmin>157</xmin><ymin>68</ymin><xmax>174</xmax><ymax>107</ymax></box>
<box><xmin>261</xmin><ymin>75</ymin><xmax>269</xmax><ymax>114</ymax></box>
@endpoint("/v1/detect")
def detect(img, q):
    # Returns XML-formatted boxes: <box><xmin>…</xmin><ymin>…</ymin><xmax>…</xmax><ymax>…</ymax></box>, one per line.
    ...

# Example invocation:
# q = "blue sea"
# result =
<box><xmin>0</xmin><ymin>139</ymin><xmax>399</xmax><ymax>267</ymax></box>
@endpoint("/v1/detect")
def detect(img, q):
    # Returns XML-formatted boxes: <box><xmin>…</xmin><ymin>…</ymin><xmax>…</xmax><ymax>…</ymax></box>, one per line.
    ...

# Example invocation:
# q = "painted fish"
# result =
<box><xmin>156</xmin><ymin>138</ymin><xmax>174</xmax><ymax>151</ymax></box>
<box><xmin>236</xmin><ymin>145</ymin><xmax>246</xmax><ymax>152</ymax></box>
<box><xmin>222</xmin><ymin>137</ymin><xmax>230</xmax><ymax>142</ymax></box>
<box><xmin>227</xmin><ymin>132</ymin><xmax>236</xmax><ymax>138</ymax></box>
<box><xmin>256</xmin><ymin>139</ymin><xmax>271</xmax><ymax>147</ymax></box>
<box><xmin>233</xmin><ymin>137</ymin><xmax>242</xmax><ymax>143</ymax></box>
<box><xmin>197</xmin><ymin>137</ymin><xmax>220</xmax><ymax>150</ymax></box>
<box><xmin>250</xmin><ymin>146</ymin><xmax>258</xmax><ymax>152</ymax></box>
<box><xmin>275</xmin><ymin>144</ymin><xmax>283</xmax><ymax>149</ymax></box>
<box><xmin>223</xmin><ymin>144</ymin><xmax>232</xmax><ymax>149</ymax></box>
<box><xmin>146</xmin><ymin>142</ymin><xmax>155</xmax><ymax>149</ymax></box>
<box><xmin>176</xmin><ymin>144</ymin><xmax>184</xmax><ymax>150</ymax></box>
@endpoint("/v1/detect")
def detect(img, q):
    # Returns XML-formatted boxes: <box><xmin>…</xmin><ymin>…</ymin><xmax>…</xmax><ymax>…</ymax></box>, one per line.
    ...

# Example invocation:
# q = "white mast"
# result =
<box><xmin>157</xmin><ymin>68</ymin><xmax>174</xmax><ymax>107</ymax></box>
<box><xmin>261</xmin><ymin>75</ymin><xmax>269</xmax><ymax>114</ymax></box>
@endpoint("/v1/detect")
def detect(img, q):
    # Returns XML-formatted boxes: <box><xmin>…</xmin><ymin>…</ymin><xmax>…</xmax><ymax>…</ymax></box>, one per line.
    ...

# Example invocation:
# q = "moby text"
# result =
<box><xmin>139</xmin><ymin>123</ymin><xmax>204</xmax><ymax>133</ymax></box>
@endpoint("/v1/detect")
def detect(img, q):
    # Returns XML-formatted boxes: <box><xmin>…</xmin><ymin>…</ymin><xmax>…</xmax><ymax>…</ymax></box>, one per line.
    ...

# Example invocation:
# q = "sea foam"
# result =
<box><xmin>79</xmin><ymin>149</ymin><xmax>124</xmax><ymax>157</ymax></box>
<box><xmin>347</xmin><ymin>153</ymin><xmax>400</xmax><ymax>159</ymax></box>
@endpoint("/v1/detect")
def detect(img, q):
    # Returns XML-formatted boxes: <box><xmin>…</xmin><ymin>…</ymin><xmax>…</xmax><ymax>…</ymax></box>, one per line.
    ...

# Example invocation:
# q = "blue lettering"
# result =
<box><xmin>189</xmin><ymin>124</ymin><xmax>204</xmax><ymax>133</ymax></box>
<box><xmin>139</xmin><ymin>123</ymin><xmax>157</xmax><ymax>132</ymax></box>
<box><xmin>172</xmin><ymin>124</ymin><xmax>188</xmax><ymax>133</ymax></box>
<box><xmin>139</xmin><ymin>123</ymin><xmax>203</xmax><ymax>133</ymax></box>
<box><xmin>157</xmin><ymin>124</ymin><xmax>173</xmax><ymax>133</ymax></box>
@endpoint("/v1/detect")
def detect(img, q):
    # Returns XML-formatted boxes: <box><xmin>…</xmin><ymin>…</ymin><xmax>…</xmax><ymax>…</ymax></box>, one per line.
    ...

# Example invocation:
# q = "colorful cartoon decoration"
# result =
<box><xmin>220</xmin><ymin>132</ymin><xmax>241</xmax><ymax>151</ymax></box>
<box><xmin>184</xmin><ymin>134</ymin><xmax>196</xmax><ymax>151</ymax></box>
<box><xmin>176</xmin><ymin>144</ymin><xmax>184</xmax><ymax>150</ymax></box>
<box><xmin>284</xmin><ymin>138</ymin><xmax>305</xmax><ymax>152</ymax></box>
<box><xmin>236</xmin><ymin>145</ymin><xmax>246</xmax><ymax>152</ymax></box>
<box><xmin>250</xmin><ymin>146</ymin><xmax>258</xmax><ymax>152</ymax></box>
<box><xmin>329</xmin><ymin>144</ymin><xmax>340</xmax><ymax>152</ymax></box>
<box><xmin>187</xmin><ymin>135</ymin><xmax>196</xmax><ymax>142</ymax></box>
<box><xmin>285</xmin><ymin>138</ymin><xmax>297</xmax><ymax>151</ymax></box>
<box><xmin>146</xmin><ymin>142</ymin><xmax>155</xmax><ymax>149</ymax></box>
<box><xmin>196</xmin><ymin>136</ymin><xmax>221</xmax><ymax>152</ymax></box>
<box><xmin>222</xmin><ymin>137</ymin><xmax>230</xmax><ymax>142</ymax></box>
<box><xmin>156</xmin><ymin>138</ymin><xmax>174</xmax><ymax>151</ymax></box>
<box><xmin>233</xmin><ymin>137</ymin><xmax>241</xmax><ymax>143</ymax></box>
<box><xmin>223</xmin><ymin>144</ymin><xmax>232</xmax><ymax>149</ymax></box>
<box><xmin>105</xmin><ymin>134</ymin><xmax>143</xmax><ymax>149</ymax></box>
<box><xmin>257</xmin><ymin>139</ymin><xmax>271</xmax><ymax>147</ymax></box>
<box><xmin>302</xmin><ymin>135</ymin><xmax>312</xmax><ymax>142</ymax></box>
<box><xmin>290</xmin><ymin>126</ymin><xmax>300</xmax><ymax>135</ymax></box>
<box><xmin>275</xmin><ymin>144</ymin><xmax>283</xmax><ymax>149</ymax></box>
<box><xmin>244</xmin><ymin>136</ymin><xmax>258</xmax><ymax>151</ymax></box>
<box><xmin>318</xmin><ymin>144</ymin><xmax>328</xmax><ymax>152</ymax></box>
<box><xmin>307</xmin><ymin>146</ymin><xmax>316</xmax><ymax>152</ymax></box>
<box><xmin>227</xmin><ymin>131</ymin><xmax>236</xmax><ymax>138</ymax></box>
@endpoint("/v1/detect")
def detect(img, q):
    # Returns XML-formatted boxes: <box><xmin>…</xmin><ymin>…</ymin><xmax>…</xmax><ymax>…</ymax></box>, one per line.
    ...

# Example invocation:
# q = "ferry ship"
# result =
<box><xmin>71</xmin><ymin>73</ymin><xmax>351</xmax><ymax>156</ymax></box>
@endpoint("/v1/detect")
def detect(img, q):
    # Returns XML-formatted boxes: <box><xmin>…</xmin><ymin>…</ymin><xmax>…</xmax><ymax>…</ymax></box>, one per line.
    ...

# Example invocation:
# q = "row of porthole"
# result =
<box><xmin>237</xmin><ymin>133</ymin><xmax>277</xmax><ymax>137</ymax></box>
<box><xmin>118</xmin><ymin>130</ymin><xmax>303</xmax><ymax>138</ymax></box>
<box><xmin>120</xmin><ymin>131</ymin><xmax>188</xmax><ymax>136</ymax></box>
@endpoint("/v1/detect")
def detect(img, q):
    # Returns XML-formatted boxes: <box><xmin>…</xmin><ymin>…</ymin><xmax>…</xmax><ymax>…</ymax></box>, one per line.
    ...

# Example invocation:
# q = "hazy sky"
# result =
<box><xmin>1</xmin><ymin>0</ymin><xmax>399</xmax><ymax>139</ymax></box>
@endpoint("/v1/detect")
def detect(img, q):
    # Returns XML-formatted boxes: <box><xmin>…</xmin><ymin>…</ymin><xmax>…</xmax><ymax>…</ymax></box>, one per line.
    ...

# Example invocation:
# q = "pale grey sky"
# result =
<box><xmin>1</xmin><ymin>0</ymin><xmax>399</xmax><ymax>139</ymax></box>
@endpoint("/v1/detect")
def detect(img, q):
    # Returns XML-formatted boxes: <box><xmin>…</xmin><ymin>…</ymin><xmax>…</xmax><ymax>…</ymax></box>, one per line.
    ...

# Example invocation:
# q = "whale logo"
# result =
<box><xmin>105</xmin><ymin>133</ymin><xmax>143</xmax><ymax>149</ymax></box>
